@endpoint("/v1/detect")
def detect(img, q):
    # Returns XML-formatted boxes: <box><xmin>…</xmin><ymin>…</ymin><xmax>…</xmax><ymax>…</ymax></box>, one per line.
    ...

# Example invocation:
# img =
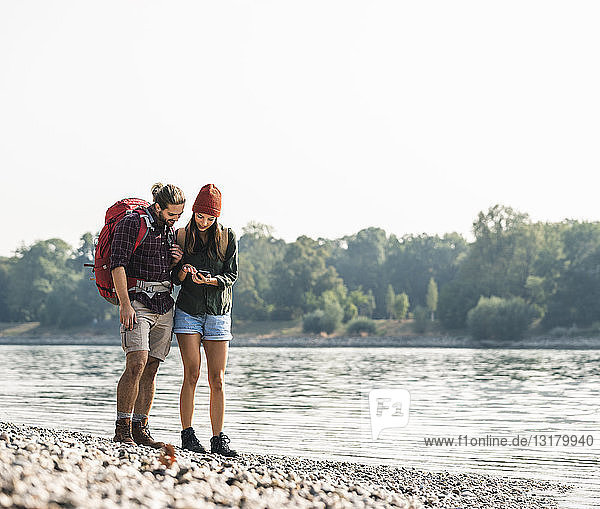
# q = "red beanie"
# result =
<box><xmin>192</xmin><ymin>184</ymin><xmax>221</xmax><ymax>217</ymax></box>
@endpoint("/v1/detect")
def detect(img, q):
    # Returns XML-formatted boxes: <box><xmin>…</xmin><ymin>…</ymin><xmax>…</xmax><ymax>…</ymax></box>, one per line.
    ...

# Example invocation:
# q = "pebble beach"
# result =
<box><xmin>0</xmin><ymin>421</ymin><xmax>572</xmax><ymax>509</ymax></box>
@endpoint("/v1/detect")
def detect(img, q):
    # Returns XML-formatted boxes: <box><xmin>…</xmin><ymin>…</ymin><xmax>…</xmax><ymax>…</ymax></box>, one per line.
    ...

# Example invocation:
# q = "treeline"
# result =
<box><xmin>0</xmin><ymin>233</ymin><xmax>106</xmax><ymax>327</ymax></box>
<box><xmin>2</xmin><ymin>205</ymin><xmax>600</xmax><ymax>339</ymax></box>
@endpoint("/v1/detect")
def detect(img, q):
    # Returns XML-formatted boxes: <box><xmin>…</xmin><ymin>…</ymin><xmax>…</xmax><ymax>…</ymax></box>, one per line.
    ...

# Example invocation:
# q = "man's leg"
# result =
<box><xmin>130</xmin><ymin>307</ymin><xmax>173</xmax><ymax>449</ymax></box>
<box><xmin>133</xmin><ymin>356</ymin><xmax>160</xmax><ymax>417</ymax></box>
<box><xmin>115</xmin><ymin>300</ymin><xmax>153</xmax><ymax>444</ymax></box>
<box><xmin>116</xmin><ymin>350</ymin><xmax>149</xmax><ymax>414</ymax></box>
<box><xmin>137</xmin><ymin>305</ymin><xmax>173</xmax><ymax>417</ymax></box>
<box><xmin>114</xmin><ymin>350</ymin><xmax>148</xmax><ymax>444</ymax></box>
<box><xmin>131</xmin><ymin>355</ymin><xmax>166</xmax><ymax>448</ymax></box>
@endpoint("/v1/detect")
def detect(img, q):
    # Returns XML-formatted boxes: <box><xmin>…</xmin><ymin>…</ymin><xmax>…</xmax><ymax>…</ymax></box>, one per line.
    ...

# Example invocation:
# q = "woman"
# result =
<box><xmin>172</xmin><ymin>184</ymin><xmax>238</xmax><ymax>456</ymax></box>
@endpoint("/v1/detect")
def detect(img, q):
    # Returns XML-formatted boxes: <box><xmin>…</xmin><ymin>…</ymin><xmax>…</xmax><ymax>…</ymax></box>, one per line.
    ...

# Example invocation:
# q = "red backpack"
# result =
<box><xmin>89</xmin><ymin>198</ymin><xmax>153</xmax><ymax>305</ymax></box>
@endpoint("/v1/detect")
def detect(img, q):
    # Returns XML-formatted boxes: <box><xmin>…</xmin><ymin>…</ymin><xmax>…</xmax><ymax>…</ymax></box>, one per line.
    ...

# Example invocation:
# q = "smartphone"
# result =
<box><xmin>196</xmin><ymin>269</ymin><xmax>212</xmax><ymax>277</ymax></box>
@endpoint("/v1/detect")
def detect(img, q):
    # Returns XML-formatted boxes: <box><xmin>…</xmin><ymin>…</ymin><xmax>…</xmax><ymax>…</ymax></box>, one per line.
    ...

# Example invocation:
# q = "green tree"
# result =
<box><xmin>302</xmin><ymin>291</ymin><xmax>343</xmax><ymax>334</ymax></box>
<box><xmin>3</xmin><ymin>234</ymin><xmax>115</xmax><ymax>326</ymax></box>
<box><xmin>75</xmin><ymin>232</ymin><xmax>95</xmax><ymax>266</ymax></box>
<box><xmin>467</xmin><ymin>205</ymin><xmax>536</xmax><ymax>297</ymax></box>
<box><xmin>438</xmin><ymin>205</ymin><xmax>537</xmax><ymax>329</ymax></box>
<box><xmin>346</xmin><ymin>317</ymin><xmax>377</xmax><ymax>335</ymax></box>
<box><xmin>233</xmin><ymin>258</ymin><xmax>271</xmax><ymax>320</ymax></box>
<box><xmin>319</xmin><ymin>290</ymin><xmax>344</xmax><ymax>325</ymax></box>
<box><xmin>412</xmin><ymin>306</ymin><xmax>429</xmax><ymax>333</ymax></box>
<box><xmin>7</xmin><ymin>239</ymin><xmax>75</xmax><ymax>322</ymax></box>
<box><xmin>235</xmin><ymin>222</ymin><xmax>286</xmax><ymax>320</ymax></box>
<box><xmin>438</xmin><ymin>280</ymin><xmax>480</xmax><ymax>330</ymax></box>
<box><xmin>426</xmin><ymin>277</ymin><xmax>438</xmax><ymax>321</ymax></box>
<box><xmin>394</xmin><ymin>292</ymin><xmax>410</xmax><ymax>320</ymax></box>
<box><xmin>342</xmin><ymin>302</ymin><xmax>358</xmax><ymax>323</ymax></box>
<box><xmin>542</xmin><ymin>221</ymin><xmax>600</xmax><ymax>328</ymax></box>
<box><xmin>0</xmin><ymin>258</ymin><xmax>14</xmax><ymax>321</ymax></box>
<box><xmin>385</xmin><ymin>232</ymin><xmax>467</xmax><ymax>308</ymax></box>
<box><xmin>467</xmin><ymin>296</ymin><xmax>536</xmax><ymax>340</ymax></box>
<box><xmin>348</xmin><ymin>288</ymin><xmax>376</xmax><ymax>317</ymax></box>
<box><xmin>330</xmin><ymin>227</ymin><xmax>389</xmax><ymax>317</ymax></box>
<box><xmin>270</xmin><ymin>236</ymin><xmax>344</xmax><ymax>319</ymax></box>
<box><xmin>385</xmin><ymin>284</ymin><xmax>396</xmax><ymax>318</ymax></box>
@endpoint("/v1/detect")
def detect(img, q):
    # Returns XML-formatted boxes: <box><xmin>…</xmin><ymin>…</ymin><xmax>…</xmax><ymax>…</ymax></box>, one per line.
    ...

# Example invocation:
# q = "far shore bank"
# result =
<box><xmin>1</xmin><ymin>331</ymin><xmax>600</xmax><ymax>349</ymax></box>
<box><xmin>2</xmin><ymin>320</ymin><xmax>600</xmax><ymax>349</ymax></box>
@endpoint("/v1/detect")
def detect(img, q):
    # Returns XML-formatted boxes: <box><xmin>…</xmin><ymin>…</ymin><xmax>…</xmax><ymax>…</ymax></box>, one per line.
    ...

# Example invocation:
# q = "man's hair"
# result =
<box><xmin>151</xmin><ymin>183</ymin><xmax>185</xmax><ymax>209</ymax></box>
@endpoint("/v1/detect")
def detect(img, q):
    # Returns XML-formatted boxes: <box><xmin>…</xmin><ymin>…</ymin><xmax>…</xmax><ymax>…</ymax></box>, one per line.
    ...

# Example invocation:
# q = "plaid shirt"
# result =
<box><xmin>110</xmin><ymin>206</ymin><xmax>174</xmax><ymax>314</ymax></box>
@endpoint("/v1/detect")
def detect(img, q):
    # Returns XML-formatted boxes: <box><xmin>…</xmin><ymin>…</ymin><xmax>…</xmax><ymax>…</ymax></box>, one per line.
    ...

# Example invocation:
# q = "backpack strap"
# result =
<box><xmin>176</xmin><ymin>227</ymin><xmax>186</xmax><ymax>249</ymax></box>
<box><xmin>132</xmin><ymin>209</ymin><xmax>152</xmax><ymax>252</ymax></box>
<box><xmin>122</xmin><ymin>212</ymin><xmax>150</xmax><ymax>294</ymax></box>
<box><xmin>217</xmin><ymin>224</ymin><xmax>229</xmax><ymax>258</ymax></box>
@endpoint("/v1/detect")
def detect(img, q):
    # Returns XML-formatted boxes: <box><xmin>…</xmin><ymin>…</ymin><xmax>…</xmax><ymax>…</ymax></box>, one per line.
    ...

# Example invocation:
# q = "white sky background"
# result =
<box><xmin>1</xmin><ymin>1</ymin><xmax>599</xmax><ymax>256</ymax></box>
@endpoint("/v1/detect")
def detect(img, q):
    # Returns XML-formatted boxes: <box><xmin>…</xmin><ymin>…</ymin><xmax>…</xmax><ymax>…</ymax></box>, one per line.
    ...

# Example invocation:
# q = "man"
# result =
<box><xmin>111</xmin><ymin>183</ymin><xmax>185</xmax><ymax>447</ymax></box>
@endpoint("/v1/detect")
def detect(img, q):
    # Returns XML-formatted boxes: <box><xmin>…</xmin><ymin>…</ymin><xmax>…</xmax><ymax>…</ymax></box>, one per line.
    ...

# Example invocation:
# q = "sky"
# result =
<box><xmin>1</xmin><ymin>1</ymin><xmax>599</xmax><ymax>256</ymax></box>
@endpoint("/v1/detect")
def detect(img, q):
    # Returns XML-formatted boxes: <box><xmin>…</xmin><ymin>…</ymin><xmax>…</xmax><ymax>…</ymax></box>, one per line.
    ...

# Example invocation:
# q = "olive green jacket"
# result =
<box><xmin>172</xmin><ymin>227</ymin><xmax>238</xmax><ymax>316</ymax></box>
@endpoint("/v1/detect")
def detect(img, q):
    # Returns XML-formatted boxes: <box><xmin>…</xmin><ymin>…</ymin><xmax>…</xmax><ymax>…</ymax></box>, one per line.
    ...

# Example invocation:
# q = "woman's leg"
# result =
<box><xmin>176</xmin><ymin>333</ymin><xmax>202</xmax><ymax>429</ymax></box>
<box><xmin>202</xmin><ymin>339</ymin><xmax>229</xmax><ymax>436</ymax></box>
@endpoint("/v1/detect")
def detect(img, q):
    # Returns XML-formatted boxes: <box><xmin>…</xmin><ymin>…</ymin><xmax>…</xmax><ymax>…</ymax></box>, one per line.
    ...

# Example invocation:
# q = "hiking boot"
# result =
<box><xmin>132</xmin><ymin>417</ymin><xmax>165</xmax><ymax>449</ymax></box>
<box><xmin>113</xmin><ymin>418</ymin><xmax>135</xmax><ymax>445</ymax></box>
<box><xmin>181</xmin><ymin>427</ymin><xmax>207</xmax><ymax>453</ymax></box>
<box><xmin>210</xmin><ymin>432</ymin><xmax>238</xmax><ymax>457</ymax></box>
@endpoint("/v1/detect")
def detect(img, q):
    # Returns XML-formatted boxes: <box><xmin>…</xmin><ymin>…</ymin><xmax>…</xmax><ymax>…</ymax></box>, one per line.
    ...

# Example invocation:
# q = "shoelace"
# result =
<box><xmin>182</xmin><ymin>430</ymin><xmax>204</xmax><ymax>451</ymax></box>
<box><xmin>140</xmin><ymin>424</ymin><xmax>154</xmax><ymax>439</ymax></box>
<box><xmin>190</xmin><ymin>434</ymin><xmax>203</xmax><ymax>449</ymax></box>
<box><xmin>218</xmin><ymin>433</ymin><xmax>231</xmax><ymax>451</ymax></box>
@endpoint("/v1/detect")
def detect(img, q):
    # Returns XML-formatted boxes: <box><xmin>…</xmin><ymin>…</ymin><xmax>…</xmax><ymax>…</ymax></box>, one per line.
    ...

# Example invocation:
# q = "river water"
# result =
<box><xmin>0</xmin><ymin>344</ymin><xmax>598</xmax><ymax>507</ymax></box>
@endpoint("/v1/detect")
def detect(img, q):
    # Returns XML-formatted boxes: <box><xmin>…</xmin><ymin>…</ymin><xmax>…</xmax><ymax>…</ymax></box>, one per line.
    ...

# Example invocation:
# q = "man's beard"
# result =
<box><xmin>156</xmin><ymin>210</ymin><xmax>170</xmax><ymax>227</ymax></box>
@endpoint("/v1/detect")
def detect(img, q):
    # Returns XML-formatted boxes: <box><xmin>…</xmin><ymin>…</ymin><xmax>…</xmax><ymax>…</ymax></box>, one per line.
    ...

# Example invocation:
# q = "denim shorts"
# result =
<box><xmin>173</xmin><ymin>306</ymin><xmax>233</xmax><ymax>341</ymax></box>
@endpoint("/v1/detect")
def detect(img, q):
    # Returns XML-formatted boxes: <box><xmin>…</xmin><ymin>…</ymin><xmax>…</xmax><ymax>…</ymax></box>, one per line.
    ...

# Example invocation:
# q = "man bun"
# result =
<box><xmin>151</xmin><ymin>183</ymin><xmax>185</xmax><ymax>209</ymax></box>
<box><xmin>151</xmin><ymin>183</ymin><xmax>165</xmax><ymax>200</ymax></box>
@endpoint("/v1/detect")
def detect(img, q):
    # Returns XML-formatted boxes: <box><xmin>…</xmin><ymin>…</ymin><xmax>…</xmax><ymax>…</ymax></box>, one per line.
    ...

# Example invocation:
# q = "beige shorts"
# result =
<box><xmin>120</xmin><ymin>300</ymin><xmax>174</xmax><ymax>361</ymax></box>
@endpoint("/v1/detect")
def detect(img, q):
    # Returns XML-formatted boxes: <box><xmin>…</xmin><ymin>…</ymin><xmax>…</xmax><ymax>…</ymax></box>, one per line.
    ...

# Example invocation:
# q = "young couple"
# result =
<box><xmin>110</xmin><ymin>182</ymin><xmax>238</xmax><ymax>457</ymax></box>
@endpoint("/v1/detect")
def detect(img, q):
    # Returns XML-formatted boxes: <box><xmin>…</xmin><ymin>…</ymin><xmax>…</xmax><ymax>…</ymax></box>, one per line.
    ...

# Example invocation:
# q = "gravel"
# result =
<box><xmin>0</xmin><ymin>421</ymin><xmax>571</xmax><ymax>508</ymax></box>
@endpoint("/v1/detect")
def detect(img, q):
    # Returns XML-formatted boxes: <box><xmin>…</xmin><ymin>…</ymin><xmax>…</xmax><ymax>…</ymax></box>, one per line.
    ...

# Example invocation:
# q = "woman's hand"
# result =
<box><xmin>182</xmin><ymin>264</ymin><xmax>197</xmax><ymax>275</ymax></box>
<box><xmin>178</xmin><ymin>264</ymin><xmax>197</xmax><ymax>282</ymax></box>
<box><xmin>191</xmin><ymin>271</ymin><xmax>218</xmax><ymax>286</ymax></box>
